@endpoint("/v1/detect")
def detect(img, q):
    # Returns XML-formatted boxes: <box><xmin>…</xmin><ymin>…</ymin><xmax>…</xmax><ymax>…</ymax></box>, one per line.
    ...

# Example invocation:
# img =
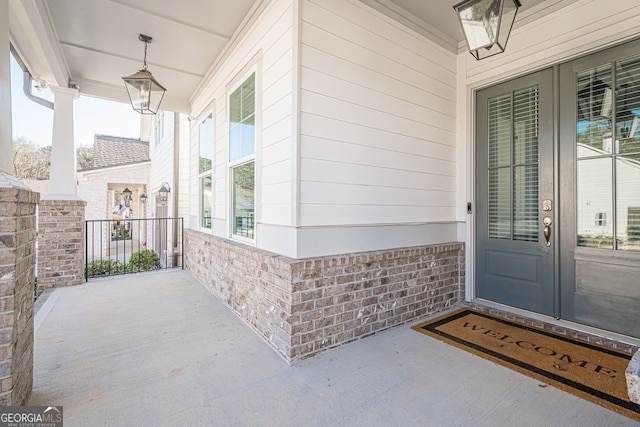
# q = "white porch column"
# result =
<box><xmin>45</xmin><ymin>85</ymin><xmax>80</xmax><ymax>200</ymax></box>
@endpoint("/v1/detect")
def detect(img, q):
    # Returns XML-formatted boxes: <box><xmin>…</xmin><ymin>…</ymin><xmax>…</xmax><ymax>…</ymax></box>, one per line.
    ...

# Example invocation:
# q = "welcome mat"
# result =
<box><xmin>412</xmin><ymin>309</ymin><xmax>640</xmax><ymax>421</ymax></box>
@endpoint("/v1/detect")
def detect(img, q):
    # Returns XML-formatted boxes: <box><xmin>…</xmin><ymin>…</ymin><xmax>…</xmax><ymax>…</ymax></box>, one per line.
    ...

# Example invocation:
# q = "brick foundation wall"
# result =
<box><xmin>38</xmin><ymin>200</ymin><xmax>87</xmax><ymax>290</ymax></box>
<box><xmin>185</xmin><ymin>229</ymin><xmax>465</xmax><ymax>364</ymax></box>
<box><xmin>0</xmin><ymin>187</ymin><xmax>39</xmax><ymax>405</ymax></box>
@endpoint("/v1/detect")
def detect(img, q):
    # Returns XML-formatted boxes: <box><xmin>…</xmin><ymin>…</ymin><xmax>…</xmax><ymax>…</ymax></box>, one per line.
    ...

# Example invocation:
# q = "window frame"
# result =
<box><xmin>227</xmin><ymin>64</ymin><xmax>260</xmax><ymax>244</ymax></box>
<box><xmin>197</xmin><ymin>108</ymin><xmax>214</xmax><ymax>232</ymax></box>
<box><xmin>154</xmin><ymin>111</ymin><xmax>165</xmax><ymax>147</ymax></box>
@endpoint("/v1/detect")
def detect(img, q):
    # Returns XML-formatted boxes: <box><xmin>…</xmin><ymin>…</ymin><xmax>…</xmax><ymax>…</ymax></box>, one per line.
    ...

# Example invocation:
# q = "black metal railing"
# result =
<box><xmin>85</xmin><ymin>217</ymin><xmax>183</xmax><ymax>280</ymax></box>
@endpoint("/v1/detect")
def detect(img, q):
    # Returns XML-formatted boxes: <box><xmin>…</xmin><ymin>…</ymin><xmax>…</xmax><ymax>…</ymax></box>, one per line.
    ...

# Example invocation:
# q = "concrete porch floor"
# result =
<box><xmin>30</xmin><ymin>270</ymin><xmax>638</xmax><ymax>426</ymax></box>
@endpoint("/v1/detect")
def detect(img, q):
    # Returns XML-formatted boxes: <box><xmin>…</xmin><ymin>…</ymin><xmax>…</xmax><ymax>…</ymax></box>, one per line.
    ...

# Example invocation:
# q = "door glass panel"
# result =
<box><xmin>617</xmin><ymin>154</ymin><xmax>640</xmax><ymax>251</ymax></box>
<box><xmin>576</xmin><ymin>55</ymin><xmax>640</xmax><ymax>250</ymax></box>
<box><xmin>577</xmin><ymin>64</ymin><xmax>612</xmax><ymax>157</ymax></box>
<box><xmin>513</xmin><ymin>87</ymin><xmax>539</xmax><ymax>165</ymax></box>
<box><xmin>488</xmin><ymin>93</ymin><xmax>512</xmax><ymax>240</ymax></box>
<box><xmin>514</xmin><ymin>165</ymin><xmax>538</xmax><ymax>241</ymax></box>
<box><xmin>487</xmin><ymin>87</ymin><xmax>539</xmax><ymax>242</ymax></box>
<box><xmin>616</xmin><ymin>56</ymin><xmax>640</xmax><ymax>251</ymax></box>
<box><xmin>513</xmin><ymin>87</ymin><xmax>539</xmax><ymax>242</ymax></box>
<box><xmin>488</xmin><ymin>94</ymin><xmax>511</xmax><ymax>168</ymax></box>
<box><xmin>489</xmin><ymin>168</ymin><xmax>511</xmax><ymax>239</ymax></box>
<box><xmin>577</xmin><ymin>158</ymin><xmax>613</xmax><ymax>249</ymax></box>
<box><xmin>616</xmin><ymin>55</ymin><xmax>640</xmax><ymax>154</ymax></box>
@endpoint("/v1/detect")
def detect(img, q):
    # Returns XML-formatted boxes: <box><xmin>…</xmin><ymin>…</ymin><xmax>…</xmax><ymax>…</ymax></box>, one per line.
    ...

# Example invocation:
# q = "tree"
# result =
<box><xmin>77</xmin><ymin>146</ymin><xmax>93</xmax><ymax>170</ymax></box>
<box><xmin>13</xmin><ymin>138</ymin><xmax>50</xmax><ymax>180</ymax></box>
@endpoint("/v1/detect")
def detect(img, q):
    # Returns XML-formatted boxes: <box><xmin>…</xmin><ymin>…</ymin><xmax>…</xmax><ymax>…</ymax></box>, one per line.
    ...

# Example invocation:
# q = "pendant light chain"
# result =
<box><xmin>143</xmin><ymin>39</ymin><xmax>148</xmax><ymax>70</ymax></box>
<box><xmin>122</xmin><ymin>33</ymin><xmax>166</xmax><ymax>114</ymax></box>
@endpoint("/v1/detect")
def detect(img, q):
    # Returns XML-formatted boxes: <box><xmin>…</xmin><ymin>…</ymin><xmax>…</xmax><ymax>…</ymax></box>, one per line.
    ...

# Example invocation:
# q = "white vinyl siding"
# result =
<box><xmin>299</xmin><ymin>0</ymin><xmax>458</xmax><ymax>227</ymax></box>
<box><xmin>189</xmin><ymin>0</ymin><xmax>294</xmax><ymax>242</ymax></box>
<box><xmin>149</xmin><ymin>111</ymin><xmax>176</xmax><ymax>220</ymax></box>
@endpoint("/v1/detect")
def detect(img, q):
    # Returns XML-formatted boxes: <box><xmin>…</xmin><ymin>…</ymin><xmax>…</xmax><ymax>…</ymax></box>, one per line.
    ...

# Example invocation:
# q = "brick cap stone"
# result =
<box><xmin>0</xmin><ymin>173</ymin><xmax>28</xmax><ymax>190</ymax></box>
<box><xmin>626</xmin><ymin>349</ymin><xmax>640</xmax><ymax>404</ymax></box>
<box><xmin>41</xmin><ymin>194</ymin><xmax>84</xmax><ymax>202</ymax></box>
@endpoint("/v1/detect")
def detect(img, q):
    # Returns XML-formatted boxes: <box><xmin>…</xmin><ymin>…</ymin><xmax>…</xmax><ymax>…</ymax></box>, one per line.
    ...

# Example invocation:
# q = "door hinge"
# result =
<box><xmin>467</xmin><ymin>202</ymin><xmax>472</xmax><ymax>214</ymax></box>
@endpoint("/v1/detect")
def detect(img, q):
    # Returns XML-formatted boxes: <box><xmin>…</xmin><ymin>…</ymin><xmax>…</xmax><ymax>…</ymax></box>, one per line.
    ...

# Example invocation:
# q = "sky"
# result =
<box><xmin>10</xmin><ymin>54</ymin><xmax>141</xmax><ymax>148</ymax></box>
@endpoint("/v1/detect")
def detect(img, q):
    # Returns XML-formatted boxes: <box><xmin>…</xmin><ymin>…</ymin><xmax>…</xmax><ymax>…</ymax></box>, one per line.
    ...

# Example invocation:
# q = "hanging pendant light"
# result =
<box><xmin>454</xmin><ymin>0</ymin><xmax>521</xmax><ymax>60</ymax></box>
<box><xmin>158</xmin><ymin>182</ymin><xmax>170</xmax><ymax>204</ymax></box>
<box><xmin>121</xmin><ymin>187</ymin><xmax>132</xmax><ymax>207</ymax></box>
<box><xmin>122</xmin><ymin>34</ymin><xmax>166</xmax><ymax>114</ymax></box>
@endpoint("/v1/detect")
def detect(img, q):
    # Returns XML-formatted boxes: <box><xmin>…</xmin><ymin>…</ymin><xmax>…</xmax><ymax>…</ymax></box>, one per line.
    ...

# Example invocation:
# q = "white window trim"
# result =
<box><xmin>197</xmin><ymin>103</ymin><xmax>215</xmax><ymax>233</ymax></box>
<box><xmin>154</xmin><ymin>112</ymin><xmax>164</xmax><ymax>147</ymax></box>
<box><xmin>226</xmin><ymin>54</ymin><xmax>262</xmax><ymax>244</ymax></box>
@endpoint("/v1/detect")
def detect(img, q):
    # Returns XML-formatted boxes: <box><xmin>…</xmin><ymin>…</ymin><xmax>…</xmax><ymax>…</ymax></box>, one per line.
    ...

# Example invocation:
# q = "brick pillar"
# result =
<box><xmin>0</xmin><ymin>187</ymin><xmax>39</xmax><ymax>405</ymax></box>
<box><xmin>38</xmin><ymin>200</ymin><xmax>87</xmax><ymax>290</ymax></box>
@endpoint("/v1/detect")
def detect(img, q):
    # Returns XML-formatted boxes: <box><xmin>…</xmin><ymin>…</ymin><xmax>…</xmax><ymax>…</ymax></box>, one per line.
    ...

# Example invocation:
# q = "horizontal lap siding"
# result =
<box><xmin>190</xmin><ymin>0</ymin><xmax>295</xmax><ymax>235</ymax></box>
<box><xmin>300</xmin><ymin>0</ymin><xmax>457</xmax><ymax>227</ymax></box>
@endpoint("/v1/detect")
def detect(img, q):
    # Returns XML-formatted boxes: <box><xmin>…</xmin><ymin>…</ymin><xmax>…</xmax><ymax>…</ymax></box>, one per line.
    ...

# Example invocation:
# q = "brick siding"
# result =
<box><xmin>185</xmin><ymin>229</ymin><xmax>465</xmax><ymax>364</ymax></box>
<box><xmin>0</xmin><ymin>187</ymin><xmax>39</xmax><ymax>405</ymax></box>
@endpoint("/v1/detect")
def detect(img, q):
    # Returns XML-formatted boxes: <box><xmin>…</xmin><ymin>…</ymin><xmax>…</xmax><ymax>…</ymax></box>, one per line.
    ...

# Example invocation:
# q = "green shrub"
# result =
<box><xmin>86</xmin><ymin>259</ymin><xmax>125</xmax><ymax>278</ymax></box>
<box><xmin>128</xmin><ymin>249</ymin><xmax>161</xmax><ymax>272</ymax></box>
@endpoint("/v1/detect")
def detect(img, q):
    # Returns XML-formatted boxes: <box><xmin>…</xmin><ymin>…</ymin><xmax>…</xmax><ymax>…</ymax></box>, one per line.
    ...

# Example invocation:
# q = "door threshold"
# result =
<box><xmin>466</xmin><ymin>299</ymin><xmax>640</xmax><ymax>355</ymax></box>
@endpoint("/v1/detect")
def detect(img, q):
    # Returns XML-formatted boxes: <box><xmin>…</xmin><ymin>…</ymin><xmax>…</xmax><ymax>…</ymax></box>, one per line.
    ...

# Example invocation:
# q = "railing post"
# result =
<box><xmin>181</xmin><ymin>218</ymin><xmax>184</xmax><ymax>270</ymax></box>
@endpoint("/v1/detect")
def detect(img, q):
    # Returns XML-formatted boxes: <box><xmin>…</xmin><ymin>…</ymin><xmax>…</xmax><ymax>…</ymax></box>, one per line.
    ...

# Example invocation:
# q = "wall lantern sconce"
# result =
<box><xmin>159</xmin><ymin>182</ymin><xmax>170</xmax><ymax>204</ymax></box>
<box><xmin>122</xmin><ymin>34</ymin><xmax>166</xmax><ymax>114</ymax></box>
<box><xmin>453</xmin><ymin>0</ymin><xmax>521</xmax><ymax>60</ymax></box>
<box><xmin>140</xmin><ymin>193</ymin><xmax>147</xmax><ymax>204</ymax></box>
<box><xmin>121</xmin><ymin>187</ymin><xmax>132</xmax><ymax>207</ymax></box>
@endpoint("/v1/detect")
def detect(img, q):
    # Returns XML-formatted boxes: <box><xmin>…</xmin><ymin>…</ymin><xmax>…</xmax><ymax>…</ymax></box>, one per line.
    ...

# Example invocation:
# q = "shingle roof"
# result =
<box><xmin>92</xmin><ymin>135</ymin><xmax>149</xmax><ymax>169</ymax></box>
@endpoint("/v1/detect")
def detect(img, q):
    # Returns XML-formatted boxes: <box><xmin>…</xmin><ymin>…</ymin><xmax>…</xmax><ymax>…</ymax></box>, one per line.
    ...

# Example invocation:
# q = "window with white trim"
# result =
<box><xmin>229</xmin><ymin>73</ymin><xmax>255</xmax><ymax>239</ymax></box>
<box><xmin>199</xmin><ymin>114</ymin><xmax>213</xmax><ymax>230</ymax></box>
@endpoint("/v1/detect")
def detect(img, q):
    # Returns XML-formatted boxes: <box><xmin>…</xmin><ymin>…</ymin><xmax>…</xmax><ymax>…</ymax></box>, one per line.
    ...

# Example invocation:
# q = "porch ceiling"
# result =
<box><xmin>9</xmin><ymin>0</ymin><xmax>551</xmax><ymax>114</ymax></box>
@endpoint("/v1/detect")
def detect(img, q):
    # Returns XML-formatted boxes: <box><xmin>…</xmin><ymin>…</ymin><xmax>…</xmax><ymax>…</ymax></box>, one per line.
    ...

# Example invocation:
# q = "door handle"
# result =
<box><xmin>543</xmin><ymin>216</ymin><xmax>552</xmax><ymax>247</ymax></box>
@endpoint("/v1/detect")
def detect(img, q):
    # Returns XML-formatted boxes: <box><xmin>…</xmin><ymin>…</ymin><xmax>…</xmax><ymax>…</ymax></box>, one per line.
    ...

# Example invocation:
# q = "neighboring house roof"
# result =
<box><xmin>91</xmin><ymin>135</ymin><xmax>149</xmax><ymax>169</ymax></box>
